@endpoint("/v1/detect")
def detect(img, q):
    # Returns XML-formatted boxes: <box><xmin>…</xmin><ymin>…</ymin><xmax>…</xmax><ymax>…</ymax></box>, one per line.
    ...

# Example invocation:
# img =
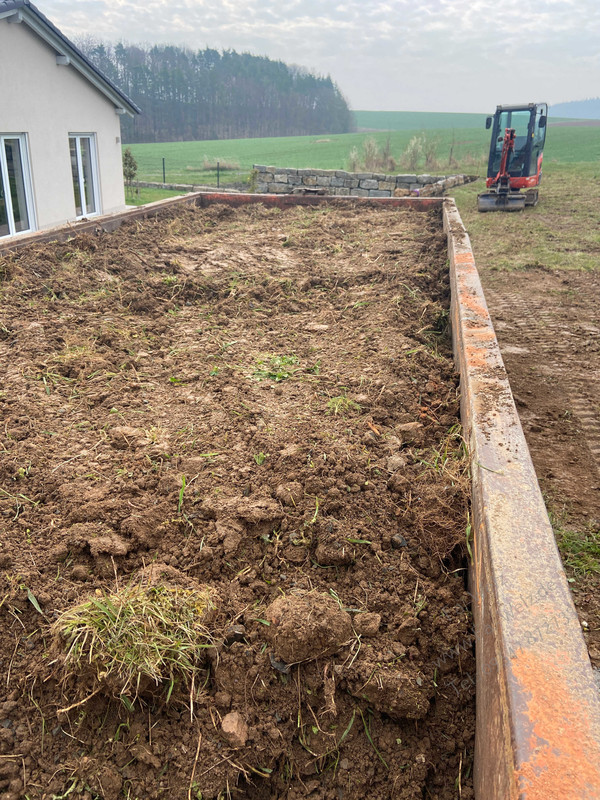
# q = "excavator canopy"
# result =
<box><xmin>478</xmin><ymin>103</ymin><xmax>548</xmax><ymax>212</ymax></box>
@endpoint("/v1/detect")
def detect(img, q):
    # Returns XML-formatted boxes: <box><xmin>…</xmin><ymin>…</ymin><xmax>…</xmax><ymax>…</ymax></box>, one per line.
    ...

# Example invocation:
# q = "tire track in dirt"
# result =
<box><xmin>481</xmin><ymin>273</ymin><xmax>600</xmax><ymax>671</ymax></box>
<box><xmin>485</xmin><ymin>287</ymin><xmax>600</xmax><ymax>475</ymax></box>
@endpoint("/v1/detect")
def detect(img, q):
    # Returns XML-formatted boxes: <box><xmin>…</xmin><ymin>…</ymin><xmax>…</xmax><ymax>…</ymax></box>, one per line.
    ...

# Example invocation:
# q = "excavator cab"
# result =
<box><xmin>478</xmin><ymin>103</ymin><xmax>548</xmax><ymax>212</ymax></box>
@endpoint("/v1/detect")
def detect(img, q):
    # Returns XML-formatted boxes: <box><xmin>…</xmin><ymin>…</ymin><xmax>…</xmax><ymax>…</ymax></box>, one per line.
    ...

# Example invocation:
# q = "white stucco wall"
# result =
<box><xmin>0</xmin><ymin>16</ymin><xmax>127</xmax><ymax>233</ymax></box>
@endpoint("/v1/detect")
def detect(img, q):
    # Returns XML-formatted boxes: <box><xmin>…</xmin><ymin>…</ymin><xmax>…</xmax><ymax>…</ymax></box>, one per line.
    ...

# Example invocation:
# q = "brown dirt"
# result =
<box><xmin>480</xmin><ymin>266</ymin><xmax>600</xmax><ymax>674</ymax></box>
<box><xmin>0</xmin><ymin>202</ymin><xmax>474</xmax><ymax>799</ymax></box>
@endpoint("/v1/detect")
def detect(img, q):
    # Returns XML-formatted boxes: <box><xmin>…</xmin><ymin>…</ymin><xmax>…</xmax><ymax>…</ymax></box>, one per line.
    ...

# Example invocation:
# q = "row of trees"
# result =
<box><xmin>78</xmin><ymin>39</ymin><xmax>354</xmax><ymax>143</ymax></box>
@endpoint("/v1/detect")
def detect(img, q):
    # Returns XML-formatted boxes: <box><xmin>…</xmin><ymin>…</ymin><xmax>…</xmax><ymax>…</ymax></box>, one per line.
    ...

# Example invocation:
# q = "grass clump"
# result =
<box><xmin>550</xmin><ymin>510</ymin><xmax>600</xmax><ymax>577</ymax></box>
<box><xmin>560</xmin><ymin>525</ymin><xmax>600</xmax><ymax>575</ymax></box>
<box><xmin>326</xmin><ymin>395</ymin><xmax>361</xmax><ymax>416</ymax></box>
<box><xmin>347</xmin><ymin>136</ymin><xmax>397</xmax><ymax>173</ymax></box>
<box><xmin>53</xmin><ymin>579</ymin><xmax>217</xmax><ymax>701</ymax></box>
<box><xmin>253</xmin><ymin>354</ymin><xmax>299</xmax><ymax>382</ymax></box>
<box><xmin>201</xmin><ymin>156</ymin><xmax>240</xmax><ymax>171</ymax></box>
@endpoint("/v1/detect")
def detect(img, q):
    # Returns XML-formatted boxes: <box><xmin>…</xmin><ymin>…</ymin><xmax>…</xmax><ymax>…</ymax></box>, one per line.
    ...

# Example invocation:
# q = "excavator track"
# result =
<box><xmin>524</xmin><ymin>188</ymin><xmax>539</xmax><ymax>206</ymax></box>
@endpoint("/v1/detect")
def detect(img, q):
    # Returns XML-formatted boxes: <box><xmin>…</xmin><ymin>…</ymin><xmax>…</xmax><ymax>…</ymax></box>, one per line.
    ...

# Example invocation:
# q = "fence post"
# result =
<box><xmin>162</xmin><ymin>158</ymin><xmax>166</xmax><ymax>185</ymax></box>
<box><xmin>217</xmin><ymin>161</ymin><xmax>220</xmax><ymax>189</ymax></box>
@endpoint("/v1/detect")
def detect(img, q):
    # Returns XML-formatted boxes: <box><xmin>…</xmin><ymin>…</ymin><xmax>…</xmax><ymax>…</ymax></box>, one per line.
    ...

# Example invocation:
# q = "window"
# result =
<box><xmin>489</xmin><ymin>109</ymin><xmax>536</xmax><ymax>178</ymax></box>
<box><xmin>0</xmin><ymin>134</ymin><xmax>35</xmax><ymax>238</ymax></box>
<box><xmin>531</xmin><ymin>108</ymin><xmax>547</xmax><ymax>168</ymax></box>
<box><xmin>69</xmin><ymin>134</ymin><xmax>99</xmax><ymax>217</ymax></box>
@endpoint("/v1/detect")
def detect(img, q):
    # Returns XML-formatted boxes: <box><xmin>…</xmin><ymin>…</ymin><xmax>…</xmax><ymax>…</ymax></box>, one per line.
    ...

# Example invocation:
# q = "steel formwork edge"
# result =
<box><xmin>443</xmin><ymin>198</ymin><xmax>600</xmax><ymax>799</ymax></box>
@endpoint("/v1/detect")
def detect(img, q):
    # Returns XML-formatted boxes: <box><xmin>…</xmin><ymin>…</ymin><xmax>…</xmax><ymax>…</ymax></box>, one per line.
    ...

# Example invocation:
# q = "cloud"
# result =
<box><xmin>36</xmin><ymin>0</ymin><xmax>600</xmax><ymax>111</ymax></box>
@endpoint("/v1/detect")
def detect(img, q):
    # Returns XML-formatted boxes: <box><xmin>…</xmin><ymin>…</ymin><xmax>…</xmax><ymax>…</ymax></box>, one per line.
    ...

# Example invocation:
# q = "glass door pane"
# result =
<box><xmin>69</xmin><ymin>137</ymin><xmax>83</xmax><ymax>216</ymax></box>
<box><xmin>69</xmin><ymin>135</ymin><xmax>98</xmax><ymax>217</ymax></box>
<box><xmin>80</xmin><ymin>137</ymin><xmax>96</xmax><ymax>215</ymax></box>
<box><xmin>4</xmin><ymin>138</ymin><xmax>30</xmax><ymax>233</ymax></box>
<box><xmin>0</xmin><ymin>167</ymin><xmax>9</xmax><ymax>238</ymax></box>
<box><xmin>0</xmin><ymin>134</ymin><xmax>33</xmax><ymax>238</ymax></box>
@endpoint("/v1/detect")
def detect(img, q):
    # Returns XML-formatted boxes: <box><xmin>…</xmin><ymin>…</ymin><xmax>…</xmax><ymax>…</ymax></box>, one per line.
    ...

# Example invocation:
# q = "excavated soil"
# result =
<box><xmin>0</xmin><ymin>202</ymin><xmax>474</xmax><ymax>800</ymax></box>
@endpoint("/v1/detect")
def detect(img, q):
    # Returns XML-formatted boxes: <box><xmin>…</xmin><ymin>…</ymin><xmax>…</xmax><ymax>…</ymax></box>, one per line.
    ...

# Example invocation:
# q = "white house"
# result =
<box><xmin>0</xmin><ymin>0</ymin><xmax>140</xmax><ymax>240</ymax></box>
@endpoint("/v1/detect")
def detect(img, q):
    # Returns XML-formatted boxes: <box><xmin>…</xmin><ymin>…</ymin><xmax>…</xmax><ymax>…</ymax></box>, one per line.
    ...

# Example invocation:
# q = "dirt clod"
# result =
<box><xmin>354</xmin><ymin>611</ymin><xmax>381</xmax><ymax>637</ymax></box>
<box><xmin>275</xmin><ymin>481</ymin><xmax>304</xmax><ymax>506</ymax></box>
<box><xmin>265</xmin><ymin>591</ymin><xmax>353</xmax><ymax>663</ymax></box>
<box><xmin>391</xmin><ymin>533</ymin><xmax>409</xmax><ymax>549</ymax></box>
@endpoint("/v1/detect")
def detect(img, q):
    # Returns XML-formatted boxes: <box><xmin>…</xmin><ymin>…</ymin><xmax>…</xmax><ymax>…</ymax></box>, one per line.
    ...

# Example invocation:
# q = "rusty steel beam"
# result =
<box><xmin>0</xmin><ymin>192</ymin><xmax>203</xmax><ymax>255</ymax></box>
<box><xmin>0</xmin><ymin>191</ymin><xmax>442</xmax><ymax>255</ymax></box>
<box><xmin>194</xmin><ymin>192</ymin><xmax>443</xmax><ymax>212</ymax></box>
<box><xmin>443</xmin><ymin>198</ymin><xmax>600</xmax><ymax>799</ymax></box>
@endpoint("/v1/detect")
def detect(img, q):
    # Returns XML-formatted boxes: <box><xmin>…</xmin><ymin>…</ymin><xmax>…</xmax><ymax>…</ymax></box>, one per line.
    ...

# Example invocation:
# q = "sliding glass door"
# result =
<box><xmin>69</xmin><ymin>135</ymin><xmax>99</xmax><ymax>218</ymax></box>
<box><xmin>0</xmin><ymin>135</ymin><xmax>34</xmax><ymax>238</ymax></box>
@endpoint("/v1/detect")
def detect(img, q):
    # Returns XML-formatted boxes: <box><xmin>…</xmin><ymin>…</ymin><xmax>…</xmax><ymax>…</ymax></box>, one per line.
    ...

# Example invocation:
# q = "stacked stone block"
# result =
<box><xmin>252</xmin><ymin>166</ymin><xmax>472</xmax><ymax>197</ymax></box>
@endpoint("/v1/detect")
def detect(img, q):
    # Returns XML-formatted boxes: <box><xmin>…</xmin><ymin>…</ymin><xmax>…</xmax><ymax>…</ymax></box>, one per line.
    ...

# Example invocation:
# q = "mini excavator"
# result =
<box><xmin>477</xmin><ymin>103</ymin><xmax>548</xmax><ymax>212</ymax></box>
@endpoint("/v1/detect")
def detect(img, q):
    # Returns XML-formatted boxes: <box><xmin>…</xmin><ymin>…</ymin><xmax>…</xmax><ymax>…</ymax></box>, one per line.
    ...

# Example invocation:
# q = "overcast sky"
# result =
<box><xmin>42</xmin><ymin>0</ymin><xmax>600</xmax><ymax>112</ymax></box>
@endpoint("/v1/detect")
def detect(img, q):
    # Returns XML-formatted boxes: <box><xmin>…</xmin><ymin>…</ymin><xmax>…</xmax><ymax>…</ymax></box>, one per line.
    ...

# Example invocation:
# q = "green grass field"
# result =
<box><xmin>452</xmin><ymin>161</ymin><xmax>600</xmax><ymax>272</ymax></box>
<box><xmin>126</xmin><ymin>112</ymin><xmax>600</xmax><ymax>190</ymax></box>
<box><xmin>127</xmin><ymin>128</ymin><xmax>489</xmax><ymax>186</ymax></box>
<box><xmin>125</xmin><ymin>186</ymin><xmax>184</xmax><ymax>206</ymax></box>
<box><xmin>353</xmin><ymin>110</ymin><xmax>487</xmax><ymax>131</ymax></box>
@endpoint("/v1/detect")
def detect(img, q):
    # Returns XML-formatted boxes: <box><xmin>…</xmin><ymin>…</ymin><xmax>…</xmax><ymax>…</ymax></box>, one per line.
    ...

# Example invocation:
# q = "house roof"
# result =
<box><xmin>0</xmin><ymin>0</ymin><xmax>141</xmax><ymax>116</ymax></box>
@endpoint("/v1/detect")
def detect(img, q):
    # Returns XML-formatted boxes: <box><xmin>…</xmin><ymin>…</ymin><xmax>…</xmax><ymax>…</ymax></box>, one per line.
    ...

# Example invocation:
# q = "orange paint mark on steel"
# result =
<box><xmin>458</xmin><ymin>291</ymin><xmax>489</xmax><ymax>319</ymax></box>
<box><xmin>512</xmin><ymin>649</ymin><xmax>600</xmax><ymax>798</ymax></box>
<box><xmin>454</xmin><ymin>251</ymin><xmax>476</xmax><ymax>265</ymax></box>
<box><xmin>464</xmin><ymin>343</ymin><xmax>489</xmax><ymax>370</ymax></box>
<box><xmin>466</xmin><ymin>327</ymin><xmax>496</xmax><ymax>342</ymax></box>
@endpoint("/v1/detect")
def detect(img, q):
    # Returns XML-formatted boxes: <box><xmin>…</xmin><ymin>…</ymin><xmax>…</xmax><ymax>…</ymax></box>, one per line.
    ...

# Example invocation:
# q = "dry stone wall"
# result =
<box><xmin>252</xmin><ymin>166</ymin><xmax>473</xmax><ymax>197</ymax></box>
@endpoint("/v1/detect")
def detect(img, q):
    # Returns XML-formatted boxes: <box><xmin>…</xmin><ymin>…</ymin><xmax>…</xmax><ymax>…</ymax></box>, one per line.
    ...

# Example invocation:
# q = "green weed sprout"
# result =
<box><xmin>326</xmin><ymin>395</ymin><xmax>362</xmax><ymax>416</ymax></box>
<box><xmin>253</xmin><ymin>354</ymin><xmax>299</xmax><ymax>382</ymax></box>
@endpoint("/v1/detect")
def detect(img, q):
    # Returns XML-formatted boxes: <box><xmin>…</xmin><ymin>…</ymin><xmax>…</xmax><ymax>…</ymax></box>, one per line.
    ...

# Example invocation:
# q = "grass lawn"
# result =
<box><xmin>126</xmin><ymin>128</ymin><xmax>490</xmax><ymax>186</ymax></box>
<box><xmin>453</xmin><ymin>161</ymin><xmax>600</xmax><ymax>272</ymax></box>
<box><xmin>353</xmin><ymin>110</ymin><xmax>488</xmax><ymax>131</ymax></box>
<box><xmin>125</xmin><ymin>186</ymin><xmax>187</xmax><ymax>206</ymax></box>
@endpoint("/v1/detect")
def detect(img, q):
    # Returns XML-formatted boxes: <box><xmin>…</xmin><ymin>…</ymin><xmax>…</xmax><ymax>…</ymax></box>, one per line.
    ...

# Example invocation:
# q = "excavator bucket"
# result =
<box><xmin>477</xmin><ymin>191</ymin><xmax>526</xmax><ymax>212</ymax></box>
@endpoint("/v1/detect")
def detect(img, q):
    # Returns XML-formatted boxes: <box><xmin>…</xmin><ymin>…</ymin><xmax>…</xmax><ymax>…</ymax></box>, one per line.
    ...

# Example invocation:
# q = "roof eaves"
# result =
<box><xmin>1</xmin><ymin>0</ymin><xmax>141</xmax><ymax>116</ymax></box>
<box><xmin>0</xmin><ymin>0</ymin><xmax>26</xmax><ymax>19</ymax></box>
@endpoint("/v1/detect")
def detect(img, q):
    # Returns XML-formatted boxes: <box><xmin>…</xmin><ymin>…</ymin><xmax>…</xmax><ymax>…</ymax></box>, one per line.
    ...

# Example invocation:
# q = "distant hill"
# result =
<box><xmin>550</xmin><ymin>99</ymin><xmax>600</xmax><ymax>119</ymax></box>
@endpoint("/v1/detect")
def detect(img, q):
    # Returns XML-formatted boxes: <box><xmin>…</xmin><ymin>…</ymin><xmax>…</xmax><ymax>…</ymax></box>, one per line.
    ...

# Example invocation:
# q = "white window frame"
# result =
<box><xmin>69</xmin><ymin>133</ymin><xmax>101</xmax><ymax>219</ymax></box>
<box><xmin>0</xmin><ymin>133</ymin><xmax>36</xmax><ymax>238</ymax></box>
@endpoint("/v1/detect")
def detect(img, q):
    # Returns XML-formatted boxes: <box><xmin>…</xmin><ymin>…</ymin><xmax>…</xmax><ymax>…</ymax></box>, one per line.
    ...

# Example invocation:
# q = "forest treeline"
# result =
<box><xmin>77</xmin><ymin>39</ymin><xmax>355</xmax><ymax>143</ymax></box>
